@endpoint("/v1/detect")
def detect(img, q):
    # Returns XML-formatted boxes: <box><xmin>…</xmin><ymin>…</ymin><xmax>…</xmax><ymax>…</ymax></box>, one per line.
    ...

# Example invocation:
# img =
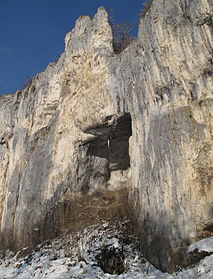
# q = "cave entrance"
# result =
<box><xmin>108</xmin><ymin>113</ymin><xmax>132</xmax><ymax>171</ymax></box>
<box><xmin>86</xmin><ymin>112</ymin><xmax>132</xmax><ymax>172</ymax></box>
<box><xmin>79</xmin><ymin>113</ymin><xmax>132</xmax><ymax>193</ymax></box>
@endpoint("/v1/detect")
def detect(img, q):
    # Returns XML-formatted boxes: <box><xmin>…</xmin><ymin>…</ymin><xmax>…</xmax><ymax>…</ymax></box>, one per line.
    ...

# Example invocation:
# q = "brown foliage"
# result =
<box><xmin>140</xmin><ymin>0</ymin><xmax>153</xmax><ymax>18</ymax></box>
<box><xmin>111</xmin><ymin>22</ymin><xmax>135</xmax><ymax>53</ymax></box>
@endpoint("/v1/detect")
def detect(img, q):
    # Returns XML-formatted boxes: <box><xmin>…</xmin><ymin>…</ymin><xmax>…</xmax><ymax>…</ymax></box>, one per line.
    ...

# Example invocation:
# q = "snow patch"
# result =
<box><xmin>188</xmin><ymin>237</ymin><xmax>213</xmax><ymax>254</ymax></box>
<box><xmin>0</xmin><ymin>222</ymin><xmax>213</xmax><ymax>278</ymax></box>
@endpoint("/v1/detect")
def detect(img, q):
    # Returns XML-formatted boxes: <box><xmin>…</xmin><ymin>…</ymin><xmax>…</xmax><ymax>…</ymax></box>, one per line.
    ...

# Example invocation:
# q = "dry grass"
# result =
<box><xmin>62</xmin><ymin>188</ymin><xmax>130</xmax><ymax>234</ymax></box>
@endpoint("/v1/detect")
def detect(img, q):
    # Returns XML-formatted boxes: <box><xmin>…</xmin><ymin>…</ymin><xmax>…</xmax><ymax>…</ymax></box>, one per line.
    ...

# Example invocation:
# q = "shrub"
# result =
<box><xmin>111</xmin><ymin>22</ymin><xmax>135</xmax><ymax>53</ymax></box>
<box><xmin>140</xmin><ymin>0</ymin><xmax>153</xmax><ymax>18</ymax></box>
<box><xmin>108</xmin><ymin>10</ymin><xmax>135</xmax><ymax>54</ymax></box>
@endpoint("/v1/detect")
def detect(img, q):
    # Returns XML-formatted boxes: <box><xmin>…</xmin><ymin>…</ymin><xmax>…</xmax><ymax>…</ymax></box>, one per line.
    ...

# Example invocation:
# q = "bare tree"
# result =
<box><xmin>112</xmin><ymin>22</ymin><xmax>134</xmax><ymax>53</ymax></box>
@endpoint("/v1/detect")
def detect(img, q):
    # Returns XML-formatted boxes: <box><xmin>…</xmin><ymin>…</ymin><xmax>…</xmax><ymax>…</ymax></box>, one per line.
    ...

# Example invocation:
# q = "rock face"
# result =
<box><xmin>0</xmin><ymin>0</ymin><xmax>212</xmax><ymax>273</ymax></box>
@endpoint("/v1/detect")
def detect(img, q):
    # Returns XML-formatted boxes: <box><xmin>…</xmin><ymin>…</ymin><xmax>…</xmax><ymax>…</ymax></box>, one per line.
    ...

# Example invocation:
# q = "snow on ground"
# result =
<box><xmin>0</xmin><ymin>221</ymin><xmax>212</xmax><ymax>279</ymax></box>
<box><xmin>188</xmin><ymin>237</ymin><xmax>213</xmax><ymax>254</ymax></box>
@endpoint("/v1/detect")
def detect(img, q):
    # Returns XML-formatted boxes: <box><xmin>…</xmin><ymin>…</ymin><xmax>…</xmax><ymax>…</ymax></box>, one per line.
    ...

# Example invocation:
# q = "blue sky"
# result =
<box><xmin>0</xmin><ymin>0</ymin><xmax>145</xmax><ymax>95</ymax></box>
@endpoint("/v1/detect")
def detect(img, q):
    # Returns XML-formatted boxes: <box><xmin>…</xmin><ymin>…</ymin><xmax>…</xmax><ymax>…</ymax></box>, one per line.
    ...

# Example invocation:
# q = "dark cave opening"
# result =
<box><xmin>108</xmin><ymin>113</ymin><xmax>132</xmax><ymax>171</ymax></box>
<box><xmin>86</xmin><ymin>113</ymin><xmax>132</xmax><ymax>173</ymax></box>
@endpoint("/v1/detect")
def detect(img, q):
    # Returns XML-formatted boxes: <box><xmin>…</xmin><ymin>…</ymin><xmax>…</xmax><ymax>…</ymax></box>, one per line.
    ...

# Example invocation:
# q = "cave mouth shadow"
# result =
<box><xmin>86</xmin><ymin>113</ymin><xmax>132</xmax><ymax>172</ymax></box>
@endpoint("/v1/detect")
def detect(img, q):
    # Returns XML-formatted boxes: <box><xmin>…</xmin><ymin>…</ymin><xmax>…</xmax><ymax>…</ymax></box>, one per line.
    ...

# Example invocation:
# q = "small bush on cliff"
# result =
<box><xmin>111</xmin><ymin>22</ymin><xmax>135</xmax><ymax>53</ymax></box>
<box><xmin>140</xmin><ymin>0</ymin><xmax>153</xmax><ymax>18</ymax></box>
<box><xmin>108</xmin><ymin>9</ymin><xmax>135</xmax><ymax>54</ymax></box>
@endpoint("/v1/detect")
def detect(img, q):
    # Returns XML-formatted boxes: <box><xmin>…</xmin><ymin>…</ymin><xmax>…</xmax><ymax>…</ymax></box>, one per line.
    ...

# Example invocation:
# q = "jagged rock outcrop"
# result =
<box><xmin>0</xmin><ymin>7</ymin><xmax>131</xmax><ymax>253</ymax></box>
<box><xmin>0</xmin><ymin>0</ymin><xmax>212</xmax><ymax>273</ymax></box>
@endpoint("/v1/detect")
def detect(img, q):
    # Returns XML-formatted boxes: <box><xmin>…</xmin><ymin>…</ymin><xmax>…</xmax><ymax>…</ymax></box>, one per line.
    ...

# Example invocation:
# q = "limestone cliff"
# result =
<box><xmin>0</xmin><ymin>0</ymin><xmax>212</xmax><ymax>273</ymax></box>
